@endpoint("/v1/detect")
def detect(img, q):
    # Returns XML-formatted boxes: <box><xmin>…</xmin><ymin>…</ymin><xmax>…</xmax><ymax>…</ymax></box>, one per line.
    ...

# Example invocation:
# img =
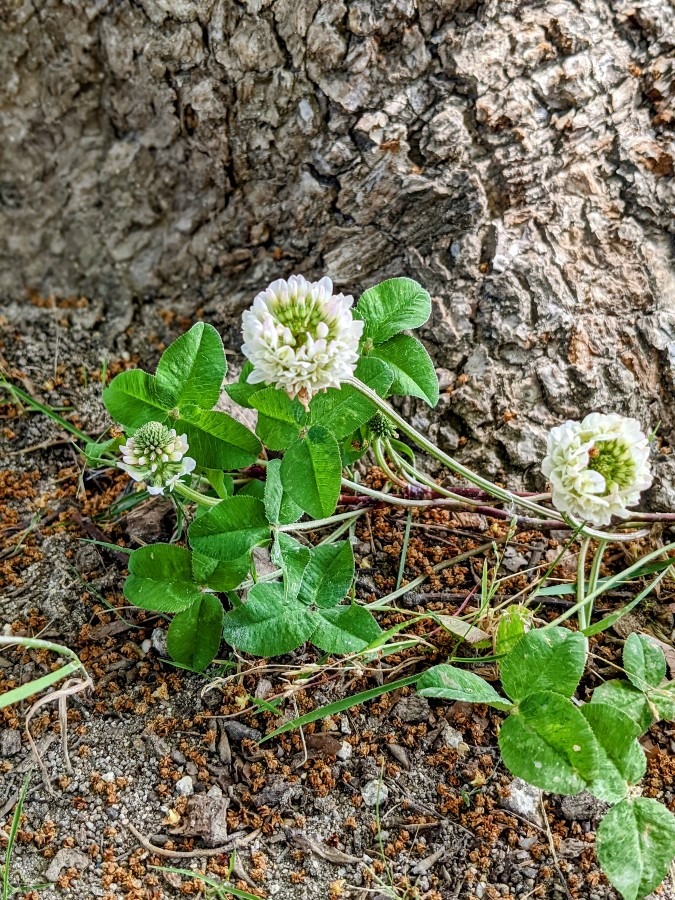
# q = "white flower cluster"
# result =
<box><xmin>542</xmin><ymin>413</ymin><xmax>652</xmax><ymax>525</ymax></box>
<box><xmin>118</xmin><ymin>422</ymin><xmax>196</xmax><ymax>495</ymax></box>
<box><xmin>241</xmin><ymin>274</ymin><xmax>364</xmax><ymax>407</ymax></box>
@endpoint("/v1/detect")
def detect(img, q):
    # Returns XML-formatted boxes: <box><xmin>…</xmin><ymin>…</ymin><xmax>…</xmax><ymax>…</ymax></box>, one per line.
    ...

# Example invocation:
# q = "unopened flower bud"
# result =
<box><xmin>118</xmin><ymin>421</ymin><xmax>196</xmax><ymax>495</ymax></box>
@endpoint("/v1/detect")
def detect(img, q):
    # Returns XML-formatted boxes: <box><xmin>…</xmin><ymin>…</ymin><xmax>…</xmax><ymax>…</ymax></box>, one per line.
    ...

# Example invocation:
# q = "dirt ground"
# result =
<box><xmin>1</xmin><ymin>296</ymin><xmax>675</xmax><ymax>900</ymax></box>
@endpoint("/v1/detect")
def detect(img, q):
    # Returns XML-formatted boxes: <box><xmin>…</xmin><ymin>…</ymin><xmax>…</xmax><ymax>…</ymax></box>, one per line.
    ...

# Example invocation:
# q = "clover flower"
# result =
<box><xmin>241</xmin><ymin>274</ymin><xmax>364</xmax><ymax>407</ymax></box>
<box><xmin>542</xmin><ymin>413</ymin><xmax>652</xmax><ymax>525</ymax></box>
<box><xmin>118</xmin><ymin>421</ymin><xmax>196</xmax><ymax>495</ymax></box>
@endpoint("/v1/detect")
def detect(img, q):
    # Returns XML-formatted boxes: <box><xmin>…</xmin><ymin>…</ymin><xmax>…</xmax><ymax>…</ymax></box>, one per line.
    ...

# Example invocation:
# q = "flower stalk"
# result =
<box><xmin>348</xmin><ymin>377</ymin><xmax>646</xmax><ymax>542</ymax></box>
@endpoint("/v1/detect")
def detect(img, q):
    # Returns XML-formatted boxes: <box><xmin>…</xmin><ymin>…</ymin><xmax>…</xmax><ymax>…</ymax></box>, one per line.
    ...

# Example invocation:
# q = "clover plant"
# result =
<box><xmin>85</xmin><ymin>274</ymin><xmax>675</xmax><ymax>899</ymax></box>
<box><xmin>419</xmin><ymin>631</ymin><xmax>675</xmax><ymax>900</ymax></box>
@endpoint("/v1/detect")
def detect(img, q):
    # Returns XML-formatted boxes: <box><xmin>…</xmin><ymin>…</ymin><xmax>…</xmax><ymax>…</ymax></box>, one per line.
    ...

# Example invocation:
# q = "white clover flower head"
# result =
<box><xmin>241</xmin><ymin>274</ymin><xmax>364</xmax><ymax>407</ymax></box>
<box><xmin>542</xmin><ymin>413</ymin><xmax>653</xmax><ymax>525</ymax></box>
<box><xmin>118</xmin><ymin>421</ymin><xmax>196</xmax><ymax>495</ymax></box>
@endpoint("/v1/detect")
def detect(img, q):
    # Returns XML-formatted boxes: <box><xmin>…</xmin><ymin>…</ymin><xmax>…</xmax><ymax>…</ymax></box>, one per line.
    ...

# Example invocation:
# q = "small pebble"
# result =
<box><xmin>361</xmin><ymin>779</ymin><xmax>389</xmax><ymax>807</ymax></box>
<box><xmin>223</xmin><ymin>721</ymin><xmax>262</xmax><ymax>742</ymax></box>
<box><xmin>151</xmin><ymin>627</ymin><xmax>168</xmax><ymax>655</ymax></box>
<box><xmin>102</xmin><ymin>772</ymin><xmax>115</xmax><ymax>783</ymax></box>
<box><xmin>437</xmin><ymin>720</ymin><xmax>468</xmax><ymax>752</ymax></box>
<box><xmin>393</xmin><ymin>694</ymin><xmax>431</xmax><ymax>723</ymax></box>
<box><xmin>0</xmin><ymin>729</ymin><xmax>21</xmax><ymax>757</ymax></box>
<box><xmin>499</xmin><ymin>778</ymin><xmax>545</xmax><ymax>828</ymax></box>
<box><xmin>175</xmin><ymin>776</ymin><xmax>194</xmax><ymax>796</ymax></box>
<box><xmin>337</xmin><ymin>741</ymin><xmax>353</xmax><ymax>761</ymax></box>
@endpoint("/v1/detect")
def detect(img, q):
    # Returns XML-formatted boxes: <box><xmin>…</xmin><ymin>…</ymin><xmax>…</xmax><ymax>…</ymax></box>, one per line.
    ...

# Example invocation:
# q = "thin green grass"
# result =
<box><xmin>0</xmin><ymin>379</ymin><xmax>91</xmax><ymax>444</ymax></box>
<box><xmin>0</xmin><ymin>637</ymin><xmax>88</xmax><ymax>711</ymax></box>
<box><xmin>153</xmin><ymin>864</ymin><xmax>259</xmax><ymax>899</ymax></box>
<box><xmin>1</xmin><ymin>774</ymin><xmax>30</xmax><ymax>900</ymax></box>
<box><xmin>260</xmin><ymin>674</ymin><xmax>419</xmax><ymax>743</ymax></box>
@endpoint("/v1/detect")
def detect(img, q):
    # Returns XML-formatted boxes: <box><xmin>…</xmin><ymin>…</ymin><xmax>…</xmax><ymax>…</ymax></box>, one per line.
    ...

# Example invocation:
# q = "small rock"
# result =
<box><xmin>501</xmin><ymin>547</ymin><xmax>529</xmax><ymax>573</ymax></box>
<box><xmin>254</xmin><ymin>678</ymin><xmax>273</xmax><ymax>699</ymax></box>
<box><xmin>436</xmin><ymin>720</ymin><xmax>468</xmax><ymax>754</ymax></box>
<box><xmin>45</xmin><ymin>849</ymin><xmax>91</xmax><ymax>882</ymax></box>
<box><xmin>337</xmin><ymin>741</ymin><xmax>353</xmax><ymax>761</ymax></box>
<box><xmin>171</xmin><ymin>750</ymin><xmax>187</xmax><ymax>765</ymax></box>
<box><xmin>305</xmin><ymin>733</ymin><xmax>342</xmax><ymax>756</ymax></box>
<box><xmin>151</xmin><ymin>628</ymin><xmax>168</xmax><ymax>655</ymax></box>
<box><xmin>560</xmin><ymin>790</ymin><xmax>608</xmax><ymax>822</ymax></box>
<box><xmin>437</xmin><ymin>368</ymin><xmax>455</xmax><ymax>391</ymax></box>
<box><xmin>170</xmin><ymin>794</ymin><xmax>229</xmax><ymax>847</ymax></box>
<box><xmin>125</xmin><ymin>500</ymin><xmax>172</xmax><ymax>543</ymax></box>
<box><xmin>102</xmin><ymin>771</ymin><xmax>116</xmax><ymax>783</ymax></box>
<box><xmin>144</xmin><ymin>730</ymin><xmax>170</xmax><ymax>759</ymax></box>
<box><xmin>222</xmin><ymin>721</ymin><xmax>262</xmax><ymax>743</ymax></box>
<box><xmin>559</xmin><ymin>838</ymin><xmax>588</xmax><ymax>858</ymax></box>
<box><xmin>386</xmin><ymin>743</ymin><xmax>410</xmax><ymax>769</ymax></box>
<box><xmin>393</xmin><ymin>694</ymin><xmax>431</xmax><ymax>723</ymax></box>
<box><xmin>74</xmin><ymin>544</ymin><xmax>102</xmax><ymax>575</ymax></box>
<box><xmin>175</xmin><ymin>776</ymin><xmax>194</xmax><ymax>797</ymax></box>
<box><xmin>141</xmin><ymin>639</ymin><xmax>152</xmax><ymax>654</ymax></box>
<box><xmin>361</xmin><ymin>779</ymin><xmax>389</xmax><ymax>807</ymax></box>
<box><xmin>499</xmin><ymin>778</ymin><xmax>545</xmax><ymax>828</ymax></box>
<box><xmin>340</xmin><ymin>715</ymin><xmax>352</xmax><ymax>735</ymax></box>
<box><xmin>217</xmin><ymin>726</ymin><xmax>231</xmax><ymax>765</ymax></box>
<box><xmin>207</xmin><ymin>785</ymin><xmax>223</xmax><ymax>798</ymax></box>
<box><xmin>0</xmin><ymin>728</ymin><xmax>21</xmax><ymax>757</ymax></box>
<box><xmin>253</xmin><ymin>777</ymin><xmax>303</xmax><ymax>808</ymax></box>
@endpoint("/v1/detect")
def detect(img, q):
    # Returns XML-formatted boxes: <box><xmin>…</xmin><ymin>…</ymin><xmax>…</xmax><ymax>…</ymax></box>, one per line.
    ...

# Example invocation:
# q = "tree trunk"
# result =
<box><xmin>2</xmin><ymin>0</ymin><xmax>674</xmax><ymax>497</ymax></box>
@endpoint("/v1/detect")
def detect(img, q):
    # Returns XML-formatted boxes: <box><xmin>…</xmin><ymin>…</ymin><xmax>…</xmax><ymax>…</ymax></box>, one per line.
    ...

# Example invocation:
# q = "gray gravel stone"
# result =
<box><xmin>0</xmin><ymin>728</ymin><xmax>21</xmax><ymax>757</ymax></box>
<box><xmin>175</xmin><ymin>776</ymin><xmax>194</xmax><ymax>797</ymax></box>
<box><xmin>499</xmin><ymin>778</ymin><xmax>545</xmax><ymax>828</ymax></box>
<box><xmin>45</xmin><ymin>849</ymin><xmax>91</xmax><ymax>882</ymax></box>
<box><xmin>361</xmin><ymin>779</ymin><xmax>389</xmax><ymax>807</ymax></box>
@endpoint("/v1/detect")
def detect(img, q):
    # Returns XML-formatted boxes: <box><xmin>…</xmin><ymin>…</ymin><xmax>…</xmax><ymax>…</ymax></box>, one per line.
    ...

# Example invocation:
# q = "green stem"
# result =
<box><xmin>581</xmin><ymin>539</ymin><xmax>608</xmax><ymax>630</ymax></box>
<box><xmin>395</xmin><ymin>510</ymin><xmax>413</xmax><ymax>591</ymax></box>
<box><xmin>277</xmin><ymin>509</ymin><xmax>365</xmax><ymax>532</ymax></box>
<box><xmin>373</xmin><ymin>438</ymin><xmax>408</xmax><ymax>488</ymax></box>
<box><xmin>348</xmin><ymin>377</ymin><xmax>649</xmax><ymax>542</ymax></box>
<box><xmin>588</xmin><ymin>539</ymin><xmax>607</xmax><ymax>595</ymax></box>
<box><xmin>388</xmin><ymin>442</ymin><xmax>483</xmax><ymax>505</ymax></box>
<box><xmin>549</xmin><ymin>539</ymin><xmax>675</xmax><ymax>627</ymax></box>
<box><xmin>349</xmin><ymin>377</ymin><xmax>547</xmax><ymax>512</ymax></box>
<box><xmin>173</xmin><ymin>481</ymin><xmax>221</xmax><ymax>507</ymax></box>
<box><xmin>576</xmin><ymin>536</ymin><xmax>591</xmax><ymax>631</ymax></box>
<box><xmin>0</xmin><ymin>635</ymin><xmax>83</xmax><ymax>664</ymax></box>
<box><xmin>341</xmin><ymin>477</ymin><xmax>462</xmax><ymax>508</ymax></box>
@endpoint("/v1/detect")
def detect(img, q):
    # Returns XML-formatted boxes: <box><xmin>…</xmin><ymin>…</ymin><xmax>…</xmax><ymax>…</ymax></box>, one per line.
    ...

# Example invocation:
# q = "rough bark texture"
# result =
<box><xmin>2</xmin><ymin>0</ymin><xmax>675</xmax><ymax>493</ymax></box>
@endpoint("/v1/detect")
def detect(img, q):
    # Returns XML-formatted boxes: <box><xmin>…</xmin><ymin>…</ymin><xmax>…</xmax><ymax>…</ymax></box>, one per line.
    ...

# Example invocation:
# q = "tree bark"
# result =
<box><xmin>2</xmin><ymin>0</ymin><xmax>675</xmax><ymax>496</ymax></box>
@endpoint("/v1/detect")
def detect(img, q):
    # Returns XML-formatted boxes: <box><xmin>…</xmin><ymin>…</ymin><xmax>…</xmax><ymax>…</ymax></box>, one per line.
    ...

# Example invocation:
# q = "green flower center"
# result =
<box><xmin>134</xmin><ymin>421</ymin><xmax>173</xmax><ymax>455</ymax></box>
<box><xmin>588</xmin><ymin>439</ymin><xmax>636</xmax><ymax>490</ymax></box>
<box><xmin>273</xmin><ymin>298</ymin><xmax>334</xmax><ymax>347</ymax></box>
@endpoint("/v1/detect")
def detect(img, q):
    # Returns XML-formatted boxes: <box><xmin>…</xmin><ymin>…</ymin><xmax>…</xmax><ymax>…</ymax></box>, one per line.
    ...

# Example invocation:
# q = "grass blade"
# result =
<box><xmin>2</xmin><ymin>773</ymin><xmax>31</xmax><ymax>900</ymax></box>
<box><xmin>0</xmin><ymin>379</ymin><xmax>91</xmax><ymax>443</ymax></box>
<box><xmin>583</xmin><ymin>568</ymin><xmax>673</xmax><ymax>637</ymax></box>
<box><xmin>152</xmin><ymin>867</ymin><xmax>259</xmax><ymax>899</ymax></box>
<box><xmin>260</xmin><ymin>674</ymin><xmax>419</xmax><ymax>743</ymax></box>
<box><xmin>0</xmin><ymin>661</ymin><xmax>81</xmax><ymax>710</ymax></box>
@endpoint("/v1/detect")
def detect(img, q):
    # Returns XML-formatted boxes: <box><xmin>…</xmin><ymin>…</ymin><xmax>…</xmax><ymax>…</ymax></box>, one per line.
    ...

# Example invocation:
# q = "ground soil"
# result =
<box><xmin>1</xmin><ymin>299</ymin><xmax>675</xmax><ymax>900</ymax></box>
